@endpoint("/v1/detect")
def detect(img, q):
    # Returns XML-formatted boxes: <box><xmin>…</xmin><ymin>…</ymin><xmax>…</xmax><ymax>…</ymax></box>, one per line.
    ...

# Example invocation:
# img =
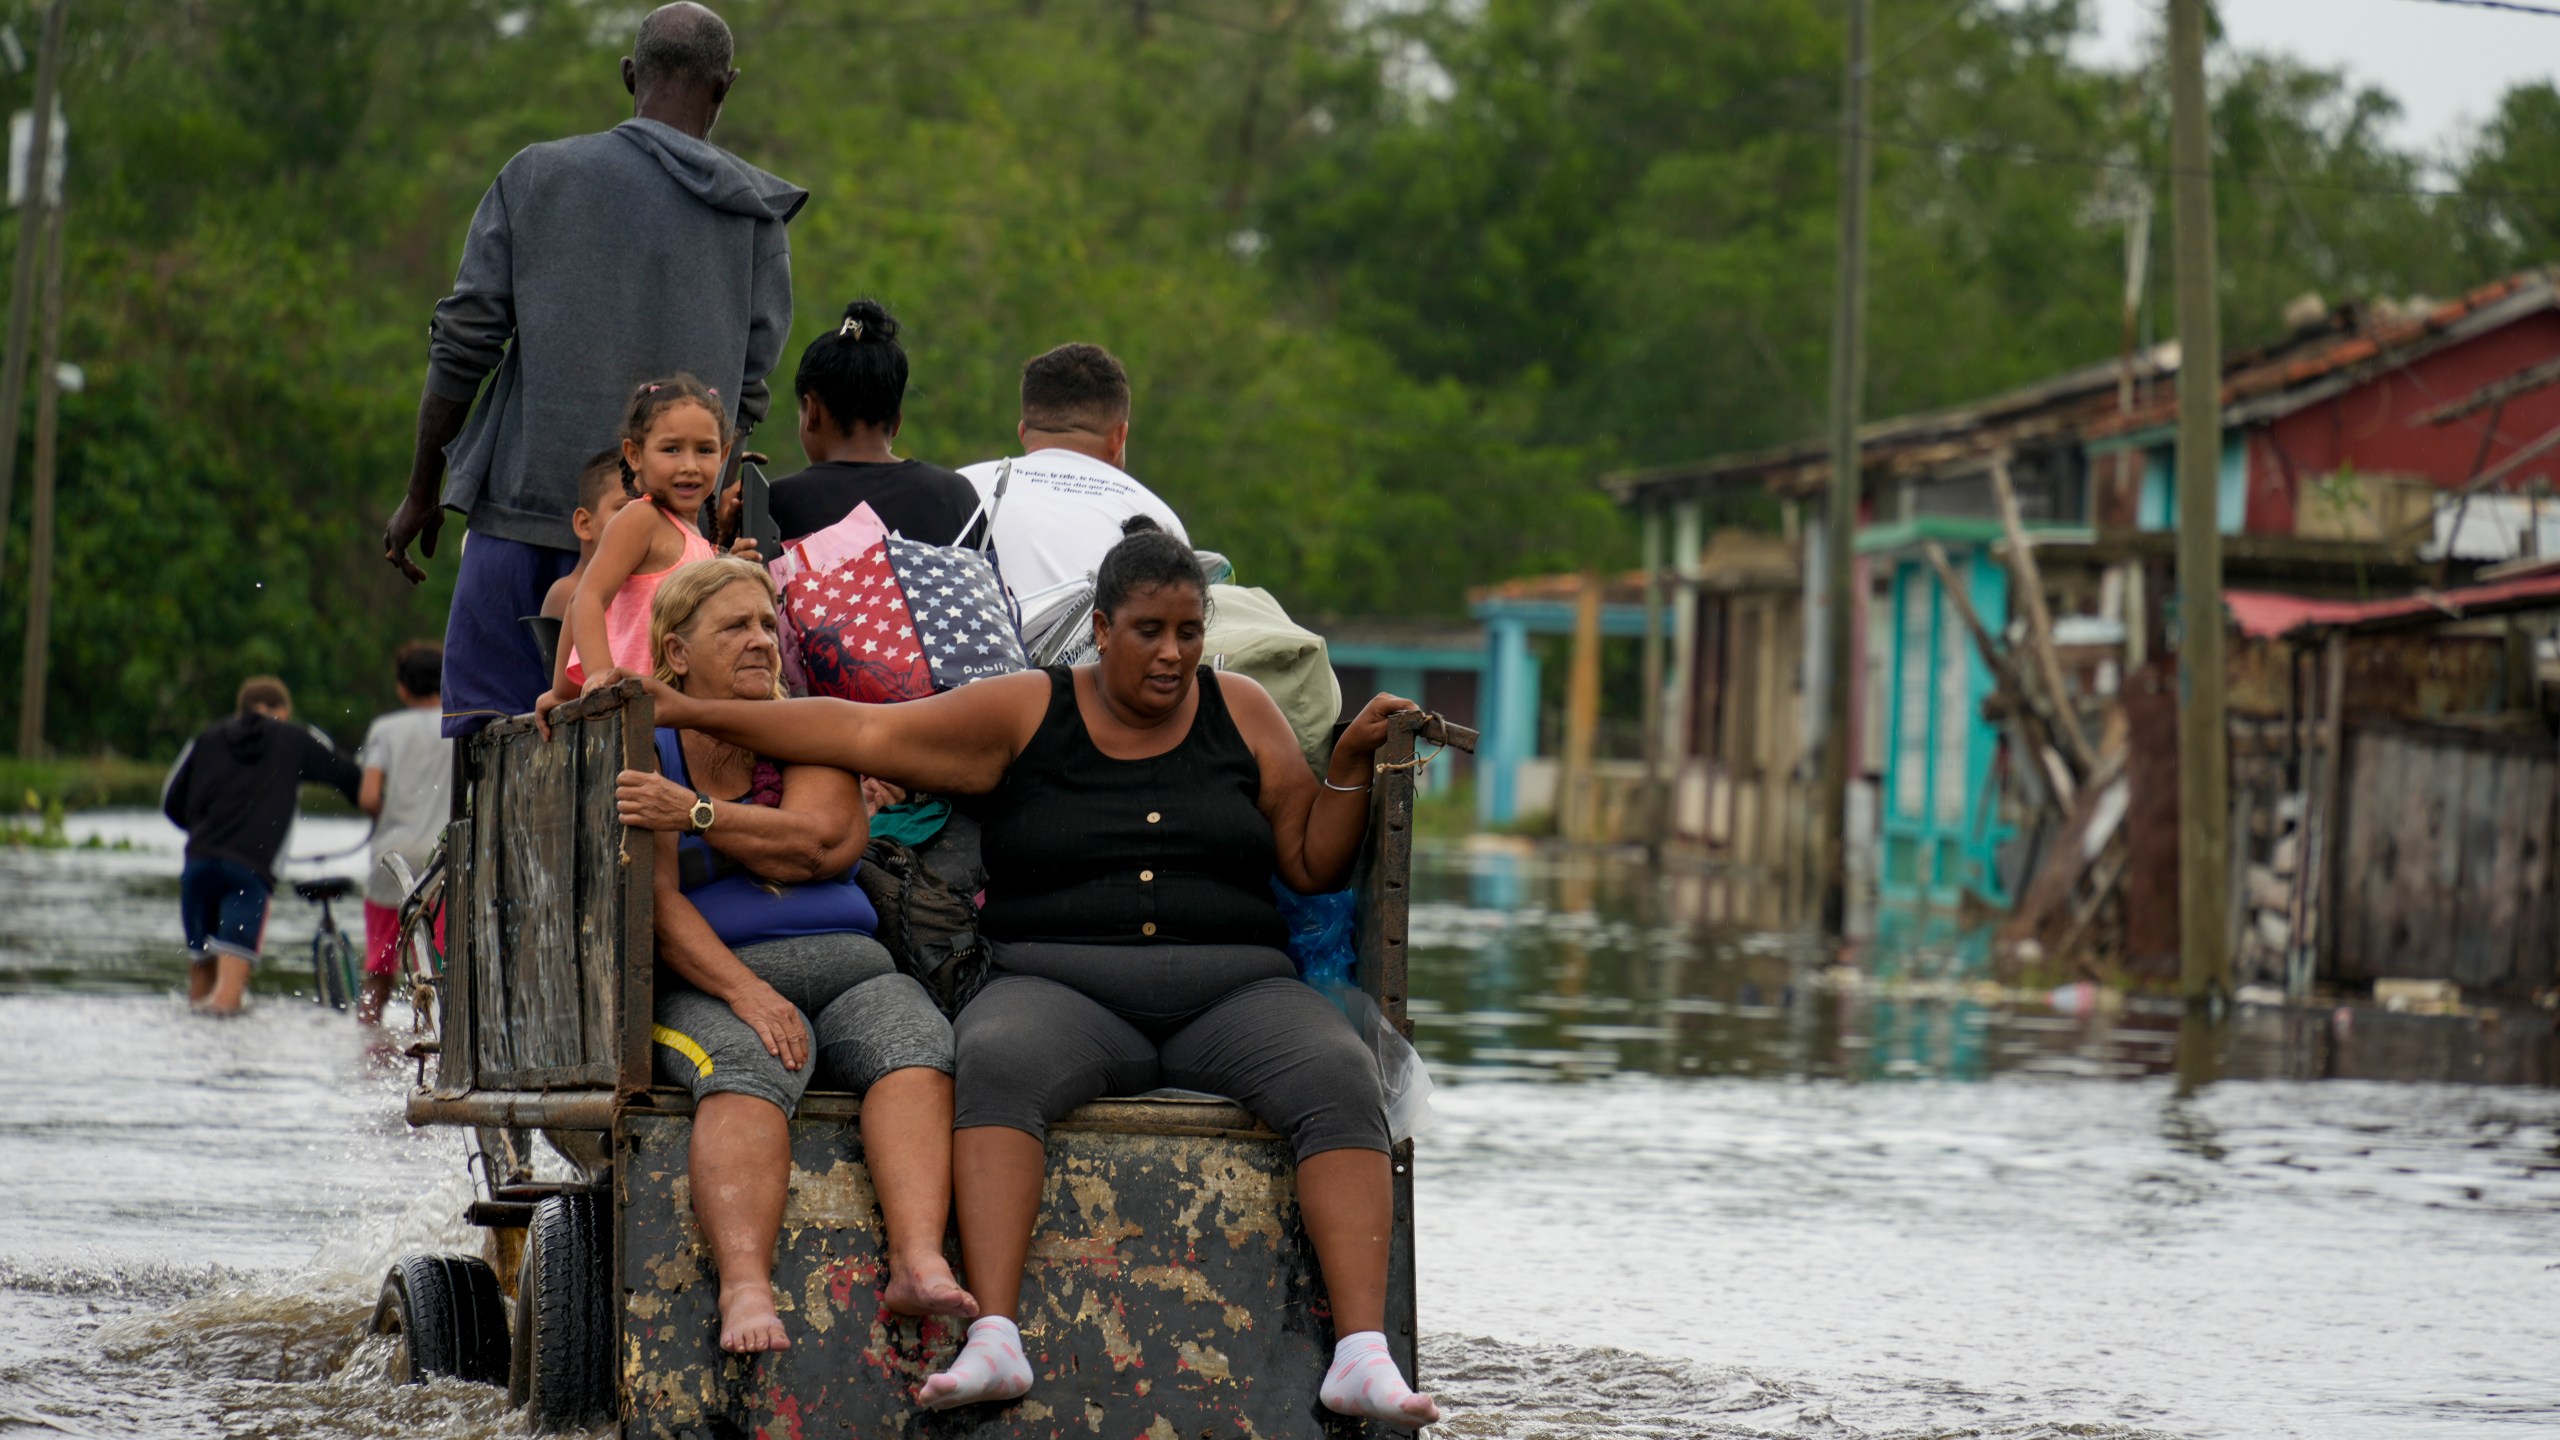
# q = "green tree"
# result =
<box><xmin>2457</xmin><ymin>81</ymin><xmax>2560</xmax><ymax>274</ymax></box>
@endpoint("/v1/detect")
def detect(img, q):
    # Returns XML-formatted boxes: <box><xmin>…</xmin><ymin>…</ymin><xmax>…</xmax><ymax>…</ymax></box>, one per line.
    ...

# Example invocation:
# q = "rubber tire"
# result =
<box><xmin>512</xmin><ymin>1190</ymin><xmax>613</xmax><ymax>1431</ymax></box>
<box><xmin>313</xmin><ymin>930</ymin><xmax>354</xmax><ymax>1010</ymax></box>
<box><xmin>371</xmin><ymin>1254</ymin><xmax>510</xmax><ymax>1387</ymax></box>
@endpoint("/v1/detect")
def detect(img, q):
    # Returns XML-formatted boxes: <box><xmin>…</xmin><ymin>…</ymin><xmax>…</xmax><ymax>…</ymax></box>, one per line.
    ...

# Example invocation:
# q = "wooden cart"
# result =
<box><xmin>370</xmin><ymin>681</ymin><xmax>1469</xmax><ymax>1439</ymax></box>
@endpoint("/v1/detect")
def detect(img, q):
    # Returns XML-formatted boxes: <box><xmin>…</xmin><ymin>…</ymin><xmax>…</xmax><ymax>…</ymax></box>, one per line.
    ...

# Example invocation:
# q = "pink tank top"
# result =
<box><xmin>565</xmin><ymin>502</ymin><xmax>717</xmax><ymax>685</ymax></box>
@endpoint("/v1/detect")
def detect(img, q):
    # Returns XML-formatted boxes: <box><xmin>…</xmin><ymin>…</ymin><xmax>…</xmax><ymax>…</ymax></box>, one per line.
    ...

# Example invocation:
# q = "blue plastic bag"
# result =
<box><xmin>1271</xmin><ymin>880</ymin><xmax>1359</xmax><ymax>991</ymax></box>
<box><xmin>1269</xmin><ymin>880</ymin><xmax>1435</xmax><ymax>1142</ymax></box>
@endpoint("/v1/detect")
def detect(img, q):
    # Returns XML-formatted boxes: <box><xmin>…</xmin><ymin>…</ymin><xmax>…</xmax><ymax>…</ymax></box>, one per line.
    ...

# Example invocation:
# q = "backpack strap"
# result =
<box><xmin>969</xmin><ymin>457</ymin><xmax>1013</xmax><ymax>556</ymax></box>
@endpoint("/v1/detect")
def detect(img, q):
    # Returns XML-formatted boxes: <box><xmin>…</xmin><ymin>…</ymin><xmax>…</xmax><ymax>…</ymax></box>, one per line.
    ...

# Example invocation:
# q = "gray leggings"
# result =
<box><xmin>653</xmin><ymin>931</ymin><xmax>953</xmax><ymax>1115</ymax></box>
<box><xmin>952</xmin><ymin>940</ymin><xmax>1388</xmax><ymax>1160</ymax></box>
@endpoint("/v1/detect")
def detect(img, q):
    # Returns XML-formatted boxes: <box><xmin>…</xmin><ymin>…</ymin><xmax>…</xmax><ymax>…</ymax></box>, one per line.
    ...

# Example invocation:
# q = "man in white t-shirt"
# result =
<box><xmin>356</xmin><ymin>641</ymin><xmax>453</xmax><ymax>1024</ymax></box>
<box><xmin>960</xmin><ymin>343</ymin><xmax>1186</xmax><ymax>602</ymax></box>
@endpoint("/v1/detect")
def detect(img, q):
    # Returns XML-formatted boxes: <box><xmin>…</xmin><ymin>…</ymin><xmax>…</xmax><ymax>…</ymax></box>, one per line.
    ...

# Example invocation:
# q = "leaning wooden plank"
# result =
<box><xmin>1989</xmin><ymin>458</ymin><xmax>2097</xmax><ymax>775</ymax></box>
<box><xmin>1998</xmin><ymin>756</ymin><xmax>2128</xmax><ymax>952</ymax></box>
<box><xmin>2051</xmin><ymin>841</ymin><xmax>2129</xmax><ymax>976</ymax></box>
<box><xmin>1923</xmin><ymin>540</ymin><xmax>2073</xmax><ymax>813</ymax></box>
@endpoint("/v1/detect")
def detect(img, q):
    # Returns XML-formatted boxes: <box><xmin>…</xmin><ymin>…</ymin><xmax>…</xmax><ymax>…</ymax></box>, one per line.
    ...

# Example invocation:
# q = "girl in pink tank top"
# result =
<box><xmin>539</xmin><ymin>375</ymin><xmax>755</xmax><ymax>714</ymax></box>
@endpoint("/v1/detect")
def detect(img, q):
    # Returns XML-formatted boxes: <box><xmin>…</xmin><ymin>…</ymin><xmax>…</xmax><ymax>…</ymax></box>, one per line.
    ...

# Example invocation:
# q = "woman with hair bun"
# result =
<box><xmin>640</xmin><ymin>517</ymin><xmax>1441</xmax><ymax>1428</ymax></box>
<box><xmin>767</xmin><ymin>298</ymin><xmax>985</xmax><ymax>546</ymax></box>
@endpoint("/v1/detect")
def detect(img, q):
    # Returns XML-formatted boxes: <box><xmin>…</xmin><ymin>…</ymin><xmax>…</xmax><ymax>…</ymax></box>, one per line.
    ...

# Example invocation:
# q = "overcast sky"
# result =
<box><xmin>2075</xmin><ymin>0</ymin><xmax>2560</xmax><ymax>159</ymax></box>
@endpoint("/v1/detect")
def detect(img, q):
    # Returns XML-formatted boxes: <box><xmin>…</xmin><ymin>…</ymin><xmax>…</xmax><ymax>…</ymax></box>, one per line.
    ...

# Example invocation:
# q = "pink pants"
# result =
<box><xmin>363</xmin><ymin>900</ymin><xmax>446</xmax><ymax>978</ymax></box>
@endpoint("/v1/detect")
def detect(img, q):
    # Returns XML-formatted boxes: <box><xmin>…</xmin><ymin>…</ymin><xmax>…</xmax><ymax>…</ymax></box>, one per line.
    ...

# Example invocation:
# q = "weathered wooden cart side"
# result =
<box><xmin>429</xmin><ymin>682</ymin><xmax>657</xmax><ymax>1108</ymax></box>
<box><xmin>399</xmin><ymin>682</ymin><xmax>1476</xmax><ymax>1439</ymax></box>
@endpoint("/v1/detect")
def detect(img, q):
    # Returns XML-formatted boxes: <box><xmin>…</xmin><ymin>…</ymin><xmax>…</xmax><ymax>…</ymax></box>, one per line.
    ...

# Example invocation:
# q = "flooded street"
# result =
<box><xmin>4</xmin><ymin>817</ymin><xmax>2557</xmax><ymax>1437</ymax></box>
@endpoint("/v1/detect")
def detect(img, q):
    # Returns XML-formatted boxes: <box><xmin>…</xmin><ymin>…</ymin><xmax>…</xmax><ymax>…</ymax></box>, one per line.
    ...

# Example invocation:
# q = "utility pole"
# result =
<box><xmin>1817</xmin><ymin>0</ymin><xmax>1872</xmax><ymax>933</ymax></box>
<box><xmin>2169</xmin><ymin>0</ymin><xmax>2230</xmax><ymax>1009</ymax></box>
<box><xmin>0</xmin><ymin>0</ymin><xmax>64</xmax><ymax>600</ymax></box>
<box><xmin>1639</xmin><ymin>498</ymin><xmax>1666</xmax><ymax>857</ymax></box>
<box><xmin>16</xmin><ymin>185</ymin><xmax>62</xmax><ymax>758</ymax></box>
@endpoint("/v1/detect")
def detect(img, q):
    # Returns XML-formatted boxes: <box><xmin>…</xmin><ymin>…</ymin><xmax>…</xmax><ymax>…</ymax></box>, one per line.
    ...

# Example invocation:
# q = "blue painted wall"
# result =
<box><xmin>2134</xmin><ymin>434</ymin><xmax>2247</xmax><ymax>534</ymax></box>
<box><xmin>1876</xmin><ymin>545</ymin><xmax>2014</xmax><ymax>906</ymax></box>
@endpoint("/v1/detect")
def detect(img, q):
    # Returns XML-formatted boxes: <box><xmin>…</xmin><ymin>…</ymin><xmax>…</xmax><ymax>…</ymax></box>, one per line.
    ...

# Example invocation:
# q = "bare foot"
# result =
<box><xmin>883</xmin><ymin>1254</ymin><xmax>980</xmax><ymax>1320</ymax></box>
<box><xmin>717</xmin><ymin>1281</ymin><xmax>791</xmax><ymax>1354</ymax></box>
<box><xmin>200</xmin><ymin>955</ymin><xmax>252</xmax><ymax>1015</ymax></box>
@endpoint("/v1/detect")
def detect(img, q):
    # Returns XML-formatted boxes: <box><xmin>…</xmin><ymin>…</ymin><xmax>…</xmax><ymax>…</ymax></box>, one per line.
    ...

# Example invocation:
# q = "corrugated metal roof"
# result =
<box><xmin>1599</xmin><ymin>265</ymin><xmax>2560</xmax><ymax>511</ymax></box>
<box><xmin>2091</xmin><ymin>270</ymin><xmax>2560</xmax><ymax>438</ymax></box>
<box><xmin>2227</xmin><ymin>569</ymin><xmax>2560</xmax><ymax>639</ymax></box>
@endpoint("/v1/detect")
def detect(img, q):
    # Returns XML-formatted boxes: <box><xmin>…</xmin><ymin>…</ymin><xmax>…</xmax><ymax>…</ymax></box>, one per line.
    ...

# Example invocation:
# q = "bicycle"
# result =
<box><xmin>383</xmin><ymin>843</ymin><xmax>532</xmax><ymax>1187</ymax></box>
<box><xmin>293</xmin><ymin>875</ymin><xmax>364</xmax><ymax>1010</ymax></box>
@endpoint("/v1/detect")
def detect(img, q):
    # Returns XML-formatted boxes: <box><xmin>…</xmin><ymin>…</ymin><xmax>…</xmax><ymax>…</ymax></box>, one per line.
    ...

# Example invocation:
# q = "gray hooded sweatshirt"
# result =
<box><xmin>427</xmin><ymin>119</ymin><xmax>808</xmax><ymax>551</ymax></box>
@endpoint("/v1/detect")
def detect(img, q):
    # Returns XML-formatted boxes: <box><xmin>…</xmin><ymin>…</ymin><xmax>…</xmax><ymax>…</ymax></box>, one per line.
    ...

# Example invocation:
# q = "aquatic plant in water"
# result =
<box><xmin>1</xmin><ymin>791</ymin><xmax>136</xmax><ymax>850</ymax></box>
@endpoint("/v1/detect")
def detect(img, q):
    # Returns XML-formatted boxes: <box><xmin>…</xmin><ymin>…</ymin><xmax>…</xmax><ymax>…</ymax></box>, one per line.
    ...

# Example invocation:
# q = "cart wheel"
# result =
<box><xmin>513</xmin><ymin>1190</ymin><xmax>613</xmax><ymax>1430</ymax></box>
<box><xmin>371</xmin><ymin>1254</ymin><xmax>510</xmax><ymax>1386</ymax></box>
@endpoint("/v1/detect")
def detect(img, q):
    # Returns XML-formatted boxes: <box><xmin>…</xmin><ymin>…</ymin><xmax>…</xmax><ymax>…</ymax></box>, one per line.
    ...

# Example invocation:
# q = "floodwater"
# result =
<box><xmin>3</xmin><ymin>816</ymin><xmax>2557</xmax><ymax>1438</ymax></box>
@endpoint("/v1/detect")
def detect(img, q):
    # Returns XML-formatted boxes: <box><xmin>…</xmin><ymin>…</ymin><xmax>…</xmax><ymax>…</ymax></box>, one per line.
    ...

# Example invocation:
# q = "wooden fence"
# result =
<box><xmin>2331</xmin><ymin>714</ymin><xmax>2558</xmax><ymax>1000</ymax></box>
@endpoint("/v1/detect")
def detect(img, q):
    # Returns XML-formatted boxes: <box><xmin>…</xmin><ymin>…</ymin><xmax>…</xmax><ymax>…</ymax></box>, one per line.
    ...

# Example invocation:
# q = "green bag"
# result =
<box><xmin>1205</xmin><ymin>584</ymin><xmax>1342</xmax><ymax>772</ymax></box>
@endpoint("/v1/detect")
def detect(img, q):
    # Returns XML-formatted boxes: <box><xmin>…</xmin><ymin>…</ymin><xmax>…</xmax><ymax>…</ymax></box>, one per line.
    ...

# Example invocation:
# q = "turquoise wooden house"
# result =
<box><xmin>1858</xmin><ymin>518</ymin><xmax>2020</xmax><ymax>907</ymax></box>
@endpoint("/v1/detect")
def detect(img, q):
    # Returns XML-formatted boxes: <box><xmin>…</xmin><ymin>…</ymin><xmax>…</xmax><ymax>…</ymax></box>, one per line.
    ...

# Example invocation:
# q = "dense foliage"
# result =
<box><xmin>0</xmin><ymin>0</ymin><xmax>2550</xmax><ymax>753</ymax></box>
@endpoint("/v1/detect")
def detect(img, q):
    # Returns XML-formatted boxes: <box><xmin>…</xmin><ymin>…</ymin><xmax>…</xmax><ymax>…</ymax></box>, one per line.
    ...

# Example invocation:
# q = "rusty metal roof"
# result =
<box><xmin>2227</xmin><ymin>567</ymin><xmax>2560</xmax><ymax>639</ymax></box>
<box><xmin>1599</xmin><ymin>346</ymin><xmax>2178</xmax><ymax>506</ymax></box>
<box><xmin>1603</xmin><ymin>267</ymin><xmax>2560</xmax><ymax>509</ymax></box>
<box><xmin>2093</xmin><ymin>269</ymin><xmax>2560</xmax><ymax>438</ymax></box>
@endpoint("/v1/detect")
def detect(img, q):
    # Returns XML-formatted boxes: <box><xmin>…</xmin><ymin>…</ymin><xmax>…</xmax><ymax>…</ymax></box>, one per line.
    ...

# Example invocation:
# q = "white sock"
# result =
<box><xmin>1320</xmin><ymin>1330</ymin><xmax>1442</xmax><ymax>1428</ymax></box>
<box><xmin>916</xmin><ymin>1315</ymin><xmax>1033</xmax><ymax>1411</ymax></box>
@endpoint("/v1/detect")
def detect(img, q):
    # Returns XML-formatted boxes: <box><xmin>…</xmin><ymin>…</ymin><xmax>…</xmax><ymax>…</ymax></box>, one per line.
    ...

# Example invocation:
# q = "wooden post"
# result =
<box><xmin>15</xmin><ymin>188</ymin><xmax>64</xmax><ymax>758</ymax></box>
<box><xmin>1666</xmin><ymin>498</ymin><xmax>1703</xmax><ymax>837</ymax></box>
<box><xmin>2289</xmin><ymin>629</ymin><xmax>2348</xmax><ymax>998</ymax></box>
<box><xmin>1639</xmin><ymin>498</ymin><xmax>1667</xmax><ymax>854</ymax></box>
<box><xmin>1560</xmin><ymin>573</ymin><xmax>1605</xmax><ymax>843</ymax></box>
<box><xmin>0</xmin><ymin>0</ymin><xmax>66</xmax><ymax>599</ymax></box>
<box><xmin>1817</xmin><ymin>0</ymin><xmax>1873</xmax><ymax>933</ymax></box>
<box><xmin>2169</xmin><ymin>0</ymin><xmax>2230</xmax><ymax>1009</ymax></box>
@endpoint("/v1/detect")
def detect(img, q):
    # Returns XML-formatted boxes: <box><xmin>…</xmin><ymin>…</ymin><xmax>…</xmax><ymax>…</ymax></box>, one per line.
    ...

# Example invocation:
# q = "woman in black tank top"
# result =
<box><xmin>971</xmin><ymin>661</ymin><xmax>1287</xmax><ymax>948</ymax></box>
<box><xmin>647</xmin><ymin>519</ymin><xmax>1445</xmax><ymax>1428</ymax></box>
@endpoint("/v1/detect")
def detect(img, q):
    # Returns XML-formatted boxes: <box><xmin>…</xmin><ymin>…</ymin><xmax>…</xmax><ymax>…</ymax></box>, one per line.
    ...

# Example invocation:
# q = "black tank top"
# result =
<box><xmin>975</xmin><ymin>666</ymin><xmax>1285</xmax><ymax>948</ymax></box>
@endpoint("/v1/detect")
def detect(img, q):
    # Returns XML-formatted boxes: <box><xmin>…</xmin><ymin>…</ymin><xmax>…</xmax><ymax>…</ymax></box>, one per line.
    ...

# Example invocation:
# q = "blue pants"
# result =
<box><xmin>440</xmin><ymin>531</ymin><xmax>576</xmax><ymax>738</ymax></box>
<box><xmin>180</xmin><ymin>858</ymin><xmax>271</xmax><ymax>964</ymax></box>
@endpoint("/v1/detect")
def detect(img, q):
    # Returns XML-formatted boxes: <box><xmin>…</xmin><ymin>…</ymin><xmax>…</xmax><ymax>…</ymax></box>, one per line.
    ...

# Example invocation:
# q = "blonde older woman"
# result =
<box><xmin>611</xmin><ymin>556</ymin><xmax>973</xmax><ymax>1354</ymax></box>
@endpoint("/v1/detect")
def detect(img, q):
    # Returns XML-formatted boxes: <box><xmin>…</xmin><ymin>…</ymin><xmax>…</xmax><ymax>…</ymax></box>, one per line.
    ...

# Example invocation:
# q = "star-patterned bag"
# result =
<box><xmin>885</xmin><ymin>536</ymin><xmax>1030</xmax><ymax>689</ymax></box>
<box><xmin>772</xmin><ymin>501</ymin><xmax>1027</xmax><ymax>703</ymax></box>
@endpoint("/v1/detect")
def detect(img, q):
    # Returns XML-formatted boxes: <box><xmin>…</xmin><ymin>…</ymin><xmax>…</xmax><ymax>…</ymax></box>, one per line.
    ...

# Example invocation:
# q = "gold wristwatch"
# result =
<box><xmin>689</xmin><ymin>792</ymin><xmax>716</xmax><ymax>834</ymax></box>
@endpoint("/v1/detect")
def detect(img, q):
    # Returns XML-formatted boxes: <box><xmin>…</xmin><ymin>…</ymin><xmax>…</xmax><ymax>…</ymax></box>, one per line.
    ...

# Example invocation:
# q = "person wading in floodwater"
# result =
<box><xmin>380</xmin><ymin>1</ymin><xmax>806</xmax><ymax>737</ymax></box>
<box><xmin>161</xmin><ymin>678</ymin><xmax>364</xmax><ymax>1016</ymax></box>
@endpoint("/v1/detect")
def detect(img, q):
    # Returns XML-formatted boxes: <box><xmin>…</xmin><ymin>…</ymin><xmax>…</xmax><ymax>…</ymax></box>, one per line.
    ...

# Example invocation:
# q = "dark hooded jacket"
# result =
<box><xmin>428</xmin><ymin>119</ymin><xmax>809</xmax><ymax>551</ymax></box>
<box><xmin>161</xmin><ymin>714</ymin><xmax>364</xmax><ymax>885</ymax></box>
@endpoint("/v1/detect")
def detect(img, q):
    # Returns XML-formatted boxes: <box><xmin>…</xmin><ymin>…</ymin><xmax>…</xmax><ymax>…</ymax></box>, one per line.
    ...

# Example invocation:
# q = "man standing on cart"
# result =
<box><xmin>379</xmin><ymin>1</ymin><xmax>806</xmax><ymax>736</ymax></box>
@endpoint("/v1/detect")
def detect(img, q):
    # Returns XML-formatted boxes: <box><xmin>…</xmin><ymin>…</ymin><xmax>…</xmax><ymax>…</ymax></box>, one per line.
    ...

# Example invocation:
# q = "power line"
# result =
<box><xmin>2392</xmin><ymin>0</ymin><xmax>2560</xmax><ymax>18</ymax></box>
<box><xmin>1743</xmin><ymin>106</ymin><xmax>2560</xmax><ymax>205</ymax></box>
